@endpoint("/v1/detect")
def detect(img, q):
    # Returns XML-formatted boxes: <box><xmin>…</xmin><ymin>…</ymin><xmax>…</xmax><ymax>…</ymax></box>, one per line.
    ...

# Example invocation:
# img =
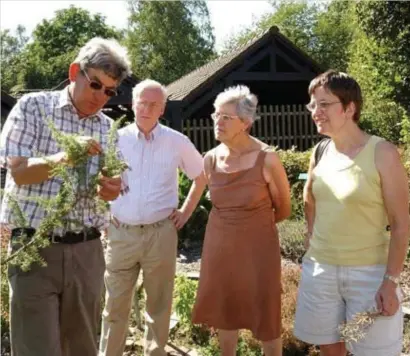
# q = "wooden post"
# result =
<box><xmin>167</xmin><ymin>101</ymin><xmax>183</xmax><ymax>133</ymax></box>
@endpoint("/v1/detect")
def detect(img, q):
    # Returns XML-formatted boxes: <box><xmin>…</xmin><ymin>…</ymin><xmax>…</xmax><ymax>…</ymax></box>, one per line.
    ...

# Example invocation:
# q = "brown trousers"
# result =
<box><xmin>99</xmin><ymin>219</ymin><xmax>178</xmax><ymax>356</ymax></box>
<box><xmin>8</xmin><ymin>238</ymin><xmax>105</xmax><ymax>356</ymax></box>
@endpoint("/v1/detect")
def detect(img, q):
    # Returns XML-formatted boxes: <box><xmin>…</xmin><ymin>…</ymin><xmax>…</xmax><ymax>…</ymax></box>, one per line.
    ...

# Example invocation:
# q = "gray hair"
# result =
<box><xmin>132</xmin><ymin>79</ymin><xmax>168</xmax><ymax>106</ymax></box>
<box><xmin>74</xmin><ymin>37</ymin><xmax>132</xmax><ymax>82</ymax></box>
<box><xmin>214</xmin><ymin>85</ymin><xmax>259</xmax><ymax>123</ymax></box>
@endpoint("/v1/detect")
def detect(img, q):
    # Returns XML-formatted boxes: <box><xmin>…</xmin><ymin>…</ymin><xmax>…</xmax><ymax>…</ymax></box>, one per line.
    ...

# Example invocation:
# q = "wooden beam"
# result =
<box><xmin>182</xmin><ymin>82</ymin><xmax>224</xmax><ymax>119</ymax></box>
<box><xmin>228</xmin><ymin>72</ymin><xmax>316</xmax><ymax>81</ymax></box>
<box><xmin>270</xmin><ymin>38</ymin><xmax>277</xmax><ymax>73</ymax></box>
<box><xmin>166</xmin><ymin>102</ymin><xmax>182</xmax><ymax>132</ymax></box>
<box><xmin>276</xmin><ymin>47</ymin><xmax>313</xmax><ymax>74</ymax></box>
<box><xmin>237</xmin><ymin>47</ymin><xmax>271</xmax><ymax>72</ymax></box>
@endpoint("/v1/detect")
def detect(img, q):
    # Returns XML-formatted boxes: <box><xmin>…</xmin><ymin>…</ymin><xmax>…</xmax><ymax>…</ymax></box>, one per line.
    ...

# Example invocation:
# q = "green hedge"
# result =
<box><xmin>177</xmin><ymin>171</ymin><xmax>212</xmax><ymax>247</ymax></box>
<box><xmin>277</xmin><ymin>148</ymin><xmax>311</xmax><ymax>220</ymax></box>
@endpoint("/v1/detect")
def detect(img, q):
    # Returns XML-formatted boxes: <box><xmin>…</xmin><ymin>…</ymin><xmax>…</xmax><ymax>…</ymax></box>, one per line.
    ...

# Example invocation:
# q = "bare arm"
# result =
<box><xmin>7</xmin><ymin>138</ymin><xmax>102</xmax><ymax>186</ymax></box>
<box><xmin>7</xmin><ymin>154</ymin><xmax>66</xmax><ymax>185</ymax></box>
<box><xmin>180</xmin><ymin>172</ymin><xmax>207</xmax><ymax>216</ymax></box>
<box><xmin>376</xmin><ymin>141</ymin><xmax>409</xmax><ymax>278</ymax></box>
<box><xmin>303</xmin><ymin>154</ymin><xmax>316</xmax><ymax>247</ymax></box>
<box><xmin>374</xmin><ymin>141</ymin><xmax>409</xmax><ymax>316</ymax></box>
<box><xmin>263</xmin><ymin>151</ymin><xmax>291</xmax><ymax>223</ymax></box>
<box><xmin>169</xmin><ymin>172</ymin><xmax>207</xmax><ymax>230</ymax></box>
<box><xmin>169</xmin><ymin>143</ymin><xmax>208</xmax><ymax>230</ymax></box>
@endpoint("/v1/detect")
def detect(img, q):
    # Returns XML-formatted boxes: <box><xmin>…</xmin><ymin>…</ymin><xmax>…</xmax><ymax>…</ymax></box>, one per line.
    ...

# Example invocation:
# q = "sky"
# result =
<box><xmin>0</xmin><ymin>0</ymin><xmax>273</xmax><ymax>52</ymax></box>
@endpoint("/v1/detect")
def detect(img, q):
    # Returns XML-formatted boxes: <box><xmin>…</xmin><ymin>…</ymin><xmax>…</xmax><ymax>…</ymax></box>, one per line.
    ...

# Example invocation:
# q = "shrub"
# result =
<box><xmin>399</xmin><ymin>146</ymin><xmax>410</xmax><ymax>262</ymax></box>
<box><xmin>277</xmin><ymin>148</ymin><xmax>311</xmax><ymax>220</ymax></box>
<box><xmin>172</xmin><ymin>275</ymin><xmax>214</xmax><ymax>346</ymax></box>
<box><xmin>277</xmin><ymin>220</ymin><xmax>306</xmax><ymax>264</ymax></box>
<box><xmin>359</xmin><ymin>100</ymin><xmax>406</xmax><ymax>145</ymax></box>
<box><xmin>404</xmin><ymin>318</ymin><xmax>410</xmax><ymax>355</ymax></box>
<box><xmin>1</xmin><ymin>229</ymin><xmax>10</xmax><ymax>355</ymax></box>
<box><xmin>281</xmin><ymin>265</ymin><xmax>309</xmax><ymax>355</ymax></box>
<box><xmin>178</xmin><ymin>171</ymin><xmax>211</xmax><ymax>247</ymax></box>
<box><xmin>172</xmin><ymin>267</ymin><xmax>317</xmax><ymax>356</ymax></box>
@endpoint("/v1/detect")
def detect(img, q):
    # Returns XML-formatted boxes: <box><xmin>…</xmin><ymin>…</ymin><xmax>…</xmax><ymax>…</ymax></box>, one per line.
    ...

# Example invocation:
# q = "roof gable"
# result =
<box><xmin>166</xmin><ymin>26</ymin><xmax>323</xmax><ymax>102</ymax></box>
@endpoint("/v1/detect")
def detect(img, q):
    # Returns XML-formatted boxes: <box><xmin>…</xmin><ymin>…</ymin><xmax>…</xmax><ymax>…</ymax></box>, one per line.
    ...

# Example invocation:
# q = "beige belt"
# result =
<box><xmin>111</xmin><ymin>216</ymin><xmax>169</xmax><ymax>230</ymax></box>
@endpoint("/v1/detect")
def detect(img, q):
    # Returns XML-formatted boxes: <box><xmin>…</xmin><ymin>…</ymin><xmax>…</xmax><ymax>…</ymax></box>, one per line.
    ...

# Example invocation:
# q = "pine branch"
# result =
<box><xmin>3</xmin><ymin>116</ymin><xmax>127</xmax><ymax>270</ymax></box>
<box><xmin>100</xmin><ymin>116</ymin><xmax>129</xmax><ymax>177</ymax></box>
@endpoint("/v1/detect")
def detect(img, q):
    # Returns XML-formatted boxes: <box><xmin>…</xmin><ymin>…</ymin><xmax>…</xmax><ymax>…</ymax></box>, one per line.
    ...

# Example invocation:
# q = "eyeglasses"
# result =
<box><xmin>211</xmin><ymin>112</ymin><xmax>239</xmax><ymax>122</ymax></box>
<box><xmin>81</xmin><ymin>70</ymin><xmax>118</xmax><ymax>97</ymax></box>
<box><xmin>136</xmin><ymin>101</ymin><xmax>161</xmax><ymax>110</ymax></box>
<box><xmin>306</xmin><ymin>101</ymin><xmax>341</xmax><ymax>112</ymax></box>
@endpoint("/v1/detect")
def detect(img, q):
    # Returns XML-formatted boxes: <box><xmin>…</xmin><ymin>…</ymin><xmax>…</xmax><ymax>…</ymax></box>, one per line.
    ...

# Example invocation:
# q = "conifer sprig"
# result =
<box><xmin>3</xmin><ymin>117</ymin><xmax>128</xmax><ymax>270</ymax></box>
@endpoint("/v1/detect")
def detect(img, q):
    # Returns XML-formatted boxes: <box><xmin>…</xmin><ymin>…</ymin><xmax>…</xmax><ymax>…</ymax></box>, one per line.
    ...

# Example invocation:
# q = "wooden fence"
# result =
<box><xmin>182</xmin><ymin>104</ymin><xmax>321</xmax><ymax>153</ymax></box>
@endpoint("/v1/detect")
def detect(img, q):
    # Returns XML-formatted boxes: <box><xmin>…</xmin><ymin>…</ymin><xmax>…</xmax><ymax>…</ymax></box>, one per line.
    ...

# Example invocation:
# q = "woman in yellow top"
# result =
<box><xmin>294</xmin><ymin>70</ymin><xmax>409</xmax><ymax>356</ymax></box>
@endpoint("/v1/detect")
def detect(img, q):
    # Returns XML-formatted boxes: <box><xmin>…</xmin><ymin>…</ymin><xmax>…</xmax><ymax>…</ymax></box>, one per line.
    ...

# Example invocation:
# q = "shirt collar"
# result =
<box><xmin>135</xmin><ymin>123</ymin><xmax>162</xmax><ymax>141</ymax></box>
<box><xmin>56</xmin><ymin>86</ymin><xmax>104</xmax><ymax>120</ymax></box>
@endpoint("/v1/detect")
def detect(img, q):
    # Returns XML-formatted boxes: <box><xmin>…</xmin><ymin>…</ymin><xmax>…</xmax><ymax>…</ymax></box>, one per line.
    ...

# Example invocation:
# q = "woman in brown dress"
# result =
<box><xmin>192</xmin><ymin>85</ymin><xmax>291</xmax><ymax>356</ymax></box>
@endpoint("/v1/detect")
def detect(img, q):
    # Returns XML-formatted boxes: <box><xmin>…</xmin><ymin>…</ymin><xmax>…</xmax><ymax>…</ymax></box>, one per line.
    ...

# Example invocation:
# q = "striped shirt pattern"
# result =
<box><xmin>111</xmin><ymin>123</ymin><xmax>204</xmax><ymax>225</ymax></box>
<box><xmin>0</xmin><ymin>88</ymin><xmax>114</xmax><ymax>234</ymax></box>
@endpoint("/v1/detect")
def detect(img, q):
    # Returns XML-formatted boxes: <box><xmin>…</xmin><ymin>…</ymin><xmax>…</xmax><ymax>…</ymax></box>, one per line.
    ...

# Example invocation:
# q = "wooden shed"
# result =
<box><xmin>164</xmin><ymin>26</ymin><xmax>325</xmax><ymax>152</ymax></box>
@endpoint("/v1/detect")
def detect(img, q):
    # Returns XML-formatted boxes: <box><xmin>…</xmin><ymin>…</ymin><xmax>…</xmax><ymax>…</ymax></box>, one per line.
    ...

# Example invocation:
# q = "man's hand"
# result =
<box><xmin>75</xmin><ymin>136</ymin><xmax>102</xmax><ymax>156</ymax></box>
<box><xmin>169</xmin><ymin>209</ymin><xmax>190</xmax><ymax>230</ymax></box>
<box><xmin>98</xmin><ymin>173</ymin><xmax>122</xmax><ymax>202</ymax></box>
<box><xmin>0</xmin><ymin>224</ymin><xmax>11</xmax><ymax>246</ymax></box>
<box><xmin>375</xmin><ymin>280</ymin><xmax>400</xmax><ymax>316</ymax></box>
<box><xmin>51</xmin><ymin>137</ymin><xmax>102</xmax><ymax>166</ymax></box>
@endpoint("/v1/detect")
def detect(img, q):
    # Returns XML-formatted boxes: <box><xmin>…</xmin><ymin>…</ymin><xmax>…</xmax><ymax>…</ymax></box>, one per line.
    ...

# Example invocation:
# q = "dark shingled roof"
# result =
<box><xmin>166</xmin><ymin>26</ymin><xmax>322</xmax><ymax>102</ymax></box>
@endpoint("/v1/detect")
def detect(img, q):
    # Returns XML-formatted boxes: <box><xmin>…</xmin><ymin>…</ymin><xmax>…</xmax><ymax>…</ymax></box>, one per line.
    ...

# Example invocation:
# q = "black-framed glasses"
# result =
<box><xmin>306</xmin><ymin>101</ymin><xmax>341</xmax><ymax>113</ymax></box>
<box><xmin>211</xmin><ymin>112</ymin><xmax>240</xmax><ymax>122</ymax></box>
<box><xmin>81</xmin><ymin>70</ymin><xmax>118</xmax><ymax>97</ymax></box>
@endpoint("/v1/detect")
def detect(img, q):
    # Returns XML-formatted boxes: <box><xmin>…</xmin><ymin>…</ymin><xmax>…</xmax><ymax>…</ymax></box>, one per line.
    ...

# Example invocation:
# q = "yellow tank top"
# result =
<box><xmin>306</xmin><ymin>135</ymin><xmax>390</xmax><ymax>266</ymax></box>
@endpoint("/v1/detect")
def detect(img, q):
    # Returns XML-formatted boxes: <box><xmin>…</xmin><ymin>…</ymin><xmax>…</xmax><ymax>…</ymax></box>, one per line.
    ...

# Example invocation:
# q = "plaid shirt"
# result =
<box><xmin>0</xmin><ymin>88</ymin><xmax>115</xmax><ymax>234</ymax></box>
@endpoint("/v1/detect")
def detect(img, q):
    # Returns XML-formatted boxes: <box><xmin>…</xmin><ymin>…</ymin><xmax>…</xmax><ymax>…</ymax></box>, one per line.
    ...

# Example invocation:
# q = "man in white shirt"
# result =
<box><xmin>99</xmin><ymin>79</ymin><xmax>206</xmax><ymax>356</ymax></box>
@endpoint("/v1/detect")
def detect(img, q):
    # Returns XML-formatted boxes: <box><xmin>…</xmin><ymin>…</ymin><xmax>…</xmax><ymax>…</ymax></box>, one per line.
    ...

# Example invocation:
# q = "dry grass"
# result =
<box><xmin>281</xmin><ymin>264</ymin><xmax>320</xmax><ymax>356</ymax></box>
<box><xmin>339</xmin><ymin>262</ymin><xmax>410</xmax><ymax>351</ymax></box>
<box><xmin>404</xmin><ymin>320</ymin><xmax>410</xmax><ymax>355</ymax></box>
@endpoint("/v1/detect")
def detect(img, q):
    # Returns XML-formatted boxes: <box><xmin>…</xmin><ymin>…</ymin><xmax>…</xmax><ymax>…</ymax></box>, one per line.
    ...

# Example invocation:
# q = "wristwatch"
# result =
<box><xmin>383</xmin><ymin>273</ymin><xmax>400</xmax><ymax>285</ymax></box>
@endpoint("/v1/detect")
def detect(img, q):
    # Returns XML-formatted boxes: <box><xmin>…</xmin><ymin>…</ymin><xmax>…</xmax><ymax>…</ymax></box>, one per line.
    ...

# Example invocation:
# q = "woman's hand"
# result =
<box><xmin>375</xmin><ymin>280</ymin><xmax>400</xmax><ymax>316</ymax></box>
<box><xmin>303</xmin><ymin>231</ymin><xmax>312</xmax><ymax>249</ymax></box>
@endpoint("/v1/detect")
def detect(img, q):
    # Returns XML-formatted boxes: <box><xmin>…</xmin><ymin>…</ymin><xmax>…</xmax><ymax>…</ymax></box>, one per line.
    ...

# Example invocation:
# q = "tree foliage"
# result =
<box><xmin>0</xmin><ymin>26</ymin><xmax>29</xmax><ymax>92</ymax></box>
<box><xmin>346</xmin><ymin>1</ymin><xmax>410</xmax><ymax>143</ymax></box>
<box><xmin>125</xmin><ymin>0</ymin><xmax>216</xmax><ymax>85</ymax></box>
<box><xmin>355</xmin><ymin>1</ymin><xmax>410</xmax><ymax>112</ymax></box>
<box><xmin>222</xmin><ymin>0</ymin><xmax>409</xmax><ymax>144</ymax></box>
<box><xmin>2</xmin><ymin>6</ymin><xmax>120</xmax><ymax>92</ymax></box>
<box><xmin>222</xmin><ymin>0</ymin><xmax>354</xmax><ymax>72</ymax></box>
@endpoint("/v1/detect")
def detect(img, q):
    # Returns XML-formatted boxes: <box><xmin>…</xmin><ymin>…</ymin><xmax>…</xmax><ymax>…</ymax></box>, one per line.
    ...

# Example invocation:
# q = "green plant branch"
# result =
<box><xmin>3</xmin><ymin>116</ymin><xmax>128</xmax><ymax>271</ymax></box>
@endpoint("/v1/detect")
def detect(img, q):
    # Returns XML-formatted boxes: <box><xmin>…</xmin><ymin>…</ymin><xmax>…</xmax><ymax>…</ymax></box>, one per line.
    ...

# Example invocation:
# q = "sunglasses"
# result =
<box><xmin>81</xmin><ymin>70</ymin><xmax>118</xmax><ymax>97</ymax></box>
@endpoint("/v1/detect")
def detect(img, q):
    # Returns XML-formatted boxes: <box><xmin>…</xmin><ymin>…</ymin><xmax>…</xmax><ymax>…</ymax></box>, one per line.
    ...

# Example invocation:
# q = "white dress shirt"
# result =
<box><xmin>111</xmin><ymin>123</ymin><xmax>203</xmax><ymax>225</ymax></box>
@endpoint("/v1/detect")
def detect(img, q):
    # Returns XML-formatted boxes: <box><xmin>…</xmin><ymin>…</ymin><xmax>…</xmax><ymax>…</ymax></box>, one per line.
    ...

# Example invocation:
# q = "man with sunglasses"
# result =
<box><xmin>0</xmin><ymin>37</ymin><xmax>131</xmax><ymax>356</ymax></box>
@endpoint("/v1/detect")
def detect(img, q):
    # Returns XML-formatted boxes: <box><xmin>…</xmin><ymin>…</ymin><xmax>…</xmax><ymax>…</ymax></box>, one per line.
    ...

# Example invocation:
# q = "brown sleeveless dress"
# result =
<box><xmin>192</xmin><ymin>149</ymin><xmax>282</xmax><ymax>341</ymax></box>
